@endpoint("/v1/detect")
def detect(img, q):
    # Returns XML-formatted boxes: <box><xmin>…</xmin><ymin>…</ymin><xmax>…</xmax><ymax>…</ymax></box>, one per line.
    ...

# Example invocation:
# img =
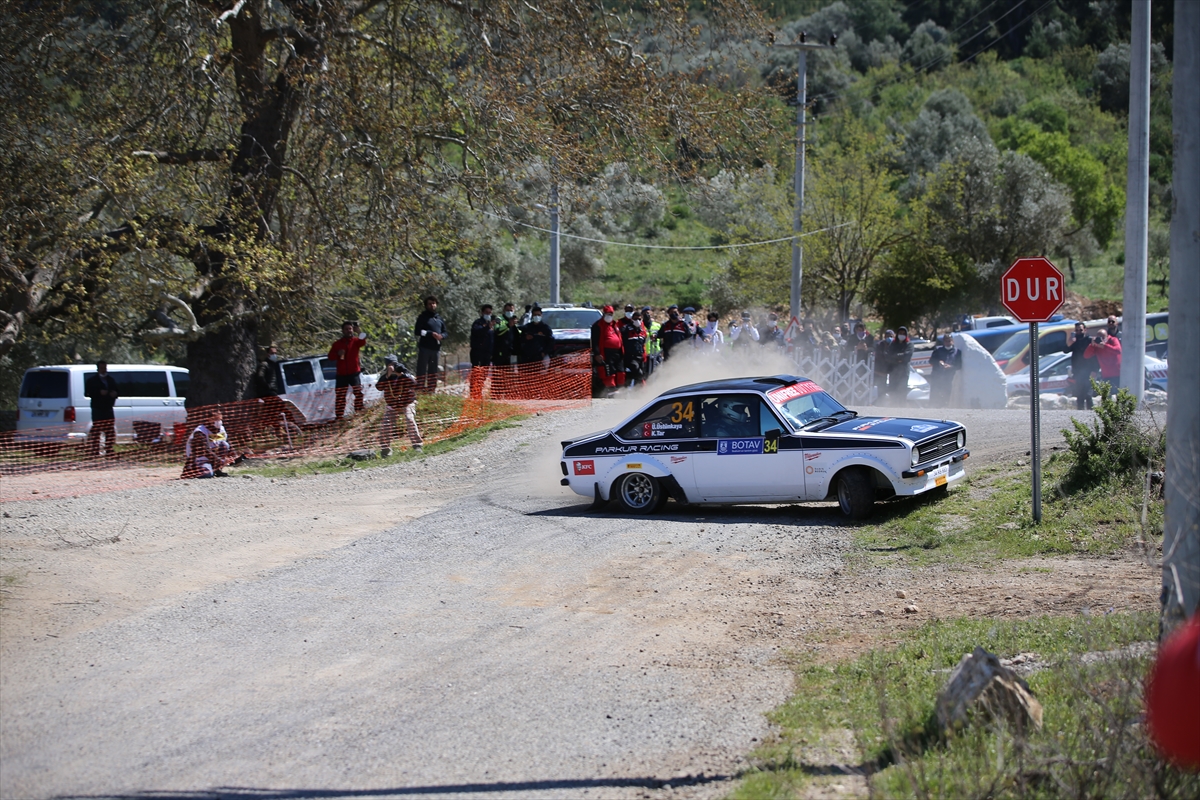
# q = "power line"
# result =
<box><xmin>480</xmin><ymin>210</ymin><xmax>852</xmax><ymax>250</ymax></box>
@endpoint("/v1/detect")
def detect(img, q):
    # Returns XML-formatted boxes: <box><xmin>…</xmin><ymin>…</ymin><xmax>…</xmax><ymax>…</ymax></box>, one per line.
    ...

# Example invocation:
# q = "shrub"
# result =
<box><xmin>1061</xmin><ymin>380</ymin><xmax>1163</xmax><ymax>491</ymax></box>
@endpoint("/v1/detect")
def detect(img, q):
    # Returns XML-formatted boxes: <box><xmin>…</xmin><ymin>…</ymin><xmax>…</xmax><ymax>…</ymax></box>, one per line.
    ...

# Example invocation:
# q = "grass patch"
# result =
<box><xmin>735</xmin><ymin>612</ymin><xmax>1198</xmax><ymax>799</ymax></box>
<box><xmin>235</xmin><ymin>417</ymin><xmax>521</xmax><ymax>479</ymax></box>
<box><xmin>852</xmin><ymin>455</ymin><xmax>1161</xmax><ymax>568</ymax></box>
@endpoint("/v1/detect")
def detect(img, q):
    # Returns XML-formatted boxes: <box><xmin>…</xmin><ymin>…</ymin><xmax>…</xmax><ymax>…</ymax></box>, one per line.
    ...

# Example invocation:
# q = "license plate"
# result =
<box><xmin>927</xmin><ymin>464</ymin><xmax>949</xmax><ymax>490</ymax></box>
<box><xmin>31</xmin><ymin>410</ymin><xmax>52</xmax><ymax>418</ymax></box>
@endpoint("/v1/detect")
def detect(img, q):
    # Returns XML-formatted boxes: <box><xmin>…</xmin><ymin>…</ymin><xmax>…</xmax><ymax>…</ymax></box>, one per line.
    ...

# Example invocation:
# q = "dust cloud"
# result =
<box><xmin>521</xmin><ymin>346</ymin><xmax>804</xmax><ymax>500</ymax></box>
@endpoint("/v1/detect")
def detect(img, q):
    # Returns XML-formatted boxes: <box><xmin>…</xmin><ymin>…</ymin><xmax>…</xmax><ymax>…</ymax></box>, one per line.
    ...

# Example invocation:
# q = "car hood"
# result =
<box><xmin>823</xmin><ymin>416</ymin><xmax>961</xmax><ymax>440</ymax></box>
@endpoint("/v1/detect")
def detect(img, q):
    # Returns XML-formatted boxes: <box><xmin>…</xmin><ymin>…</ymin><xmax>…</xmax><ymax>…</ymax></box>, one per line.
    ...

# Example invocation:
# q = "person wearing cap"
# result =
<box><xmin>758</xmin><ymin>312</ymin><xmax>785</xmax><ymax>349</ymax></box>
<box><xmin>591</xmin><ymin>305</ymin><xmax>626</xmax><ymax>394</ymax></box>
<box><xmin>729</xmin><ymin>311</ymin><xmax>760</xmax><ymax>349</ymax></box>
<box><xmin>656</xmin><ymin>304</ymin><xmax>691</xmax><ymax>359</ymax></box>
<box><xmin>928</xmin><ymin>333</ymin><xmax>962</xmax><ymax>408</ymax></box>
<box><xmin>378</xmin><ymin>355</ymin><xmax>422</xmax><ymax>456</ymax></box>
<box><xmin>518</xmin><ymin>306</ymin><xmax>553</xmax><ymax>366</ymax></box>
<box><xmin>884</xmin><ymin>325</ymin><xmax>914</xmax><ymax>405</ymax></box>
<box><xmin>328</xmin><ymin>319</ymin><xmax>368</xmax><ymax>419</ymax></box>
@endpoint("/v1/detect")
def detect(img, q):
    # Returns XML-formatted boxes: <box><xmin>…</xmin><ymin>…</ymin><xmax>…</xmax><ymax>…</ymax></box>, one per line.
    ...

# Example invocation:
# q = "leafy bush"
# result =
<box><xmin>1061</xmin><ymin>381</ymin><xmax>1164</xmax><ymax>491</ymax></box>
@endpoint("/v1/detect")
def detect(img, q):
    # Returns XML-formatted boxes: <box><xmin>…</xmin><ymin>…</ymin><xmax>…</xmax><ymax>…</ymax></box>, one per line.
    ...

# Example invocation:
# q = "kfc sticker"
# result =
<box><xmin>573</xmin><ymin>460</ymin><xmax>595</xmax><ymax>475</ymax></box>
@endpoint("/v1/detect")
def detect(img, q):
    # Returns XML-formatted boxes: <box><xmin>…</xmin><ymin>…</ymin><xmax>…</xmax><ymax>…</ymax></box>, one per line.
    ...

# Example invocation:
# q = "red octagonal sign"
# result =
<box><xmin>1001</xmin><ymin>257</ymin><xmax>1065</xmax><ymax>323</ymax></box>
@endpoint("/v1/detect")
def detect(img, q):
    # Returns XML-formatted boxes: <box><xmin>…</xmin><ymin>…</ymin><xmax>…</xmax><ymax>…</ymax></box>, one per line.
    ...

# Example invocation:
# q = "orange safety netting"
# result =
<box><xmin>1</xmin><ymin>354</ymin><xmax>590</xmax><ymax>503</ymax></box>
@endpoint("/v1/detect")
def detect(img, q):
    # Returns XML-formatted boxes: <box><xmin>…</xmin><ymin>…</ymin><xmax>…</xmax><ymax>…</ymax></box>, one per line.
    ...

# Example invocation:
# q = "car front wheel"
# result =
<box><xmin>836</xmin><ymin>468</ymin><xmax>875</xmax><ymax>520</ymax></box>
<box><xmin>616</xmin><ymin>472</ymin><xmax>662</xmax><ymax>514</ymax></box>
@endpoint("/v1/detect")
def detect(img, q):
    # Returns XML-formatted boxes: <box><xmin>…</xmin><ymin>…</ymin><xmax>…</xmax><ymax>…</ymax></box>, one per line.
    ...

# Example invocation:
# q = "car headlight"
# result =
<box><xmin>911</xmin><ymin>447</ymin><xmax>921</xmax><ymax>466</ymax></box>
<box><xmin>958</xmin><ymin>431</ymin><xmax>965</xmax><ymax>449</ymax></box>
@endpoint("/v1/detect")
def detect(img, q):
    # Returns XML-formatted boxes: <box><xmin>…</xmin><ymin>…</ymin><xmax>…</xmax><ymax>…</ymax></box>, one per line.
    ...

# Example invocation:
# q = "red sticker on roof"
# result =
<box><xmin>767</xmin><ymin>381</ymin><xmax>822</xmax><ymax>404</ymax></box>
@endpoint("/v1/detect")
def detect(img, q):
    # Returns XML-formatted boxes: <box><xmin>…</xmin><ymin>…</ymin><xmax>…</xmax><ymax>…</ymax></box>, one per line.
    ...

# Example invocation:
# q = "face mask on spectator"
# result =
<box><xmin>683</xmin><ymin>314</ymin><xmax>693</xmax><ymax>323</ymax></box>
<box><xmin>267</xmin><ymin>353</ymin><xmax>280</xmax><ymax>362</ymax></box>
<box><xmin>604</xmin><ymin>314</ymin><xmax>614</xmax><ymax>323</ymax></box>
<box><xmin>504</xmin><ymin>310</ymin><xmax>514</xmax><ymax>319</ymax></box>
<box><xmin>632</xmin><ymin>318</ymin><xmax>642</xmax><ymax>328</ymax></box>
<box><xmin>532</xmin><ymin>315</ymin><xmax>542</xmax><ymax>323</ymax></box>
<box><xmin>483</xmin><ymin>313</ymin><xmax>492</xmax><ymax>321</ymax></box>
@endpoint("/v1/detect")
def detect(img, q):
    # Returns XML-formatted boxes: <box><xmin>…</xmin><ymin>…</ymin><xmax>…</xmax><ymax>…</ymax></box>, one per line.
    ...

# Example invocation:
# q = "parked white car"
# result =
<box><xmin>16</xmin><ymin>364</ymin><xmax>189</xmax><ymax>443</ymax></box>
<box><xmin>1006</xmin><ymin>352</ymin><xmax>1169</xmax><ymax>397</ymax></box>
<box><xmin>269</xmin><ymin>355</ymin><xmax>383</xmax><ymax>424</ymax></box>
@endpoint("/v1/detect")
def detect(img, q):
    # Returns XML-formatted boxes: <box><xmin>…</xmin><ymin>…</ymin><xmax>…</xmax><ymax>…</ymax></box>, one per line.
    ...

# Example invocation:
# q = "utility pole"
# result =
<box><xmin>1121</xmin><ymin>0</ymin><xmax>1151</xmax><ymax>400</ymax></box>
<box><xmin>548</xmin><ymin>179</ymin><xmax>561</xmax><ymax>304</ymax></box>
<box><xmin>1162</xmin><ymin>0</ymin><xmax>1200</xmax><ymax>635</ymax></box>
<box><xmin>774</xmin><ymin>33</ymin><xmax>836</xmax><ymax>323</ymax></box>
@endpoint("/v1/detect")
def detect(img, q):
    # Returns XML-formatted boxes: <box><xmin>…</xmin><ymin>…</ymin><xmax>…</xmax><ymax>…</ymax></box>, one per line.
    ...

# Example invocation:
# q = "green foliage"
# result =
<box><xmin>737</xmin><ymin>612</ymin><xmax>1199</xmax><ymax>799</ymax></box>
<box><xmin>866</xmin><ymin>241</ymin><xmax>972</xmax><ymax>337</ymax></box>
<box><xmin>1061</xmin><ymin>382</ymin><xmax>1165</xmax><ymax>492</ymax></box>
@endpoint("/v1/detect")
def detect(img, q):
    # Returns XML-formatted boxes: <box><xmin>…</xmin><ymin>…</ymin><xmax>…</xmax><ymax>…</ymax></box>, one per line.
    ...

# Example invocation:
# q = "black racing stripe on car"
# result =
<box><xmin>564</xmin><ymin>438</ymin><xmax>711</xmax><ymax>457</ymax></box>
<box><xmin>798</xmin><ymin>437</ymin><xmax>905</xmax><ymax>449</ymax></box>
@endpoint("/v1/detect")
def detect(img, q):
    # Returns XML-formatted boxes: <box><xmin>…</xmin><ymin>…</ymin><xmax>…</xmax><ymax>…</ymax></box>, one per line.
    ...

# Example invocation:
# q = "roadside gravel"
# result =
<box><xmin>0</xmin><ymin>400</ymin><xmax>1156</xmax><ymax>800</ymax></box>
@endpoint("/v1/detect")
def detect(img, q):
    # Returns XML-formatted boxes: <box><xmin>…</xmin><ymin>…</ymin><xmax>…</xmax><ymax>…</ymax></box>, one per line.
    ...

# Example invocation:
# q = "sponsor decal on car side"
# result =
<box><xmin>596</xmin><ymin>444</ymin><xmax>681</xmax><ymax>454</ymax></box>
<box><xmin>573</xmin><ymin>460</ymin><xmax>595</xmax><ymax>475</ymax></box>
<box><xmin>804</xmin><ymin>452</ymin><xmax>821</xmax><ymax>460</ymax></box>
<box><xmin>717</xmin><ymin>438</ymin><xmax>764</xmax><ymax>455</ymax></box>
<box><xmin>670</xmin><ymin>455</ymin><xmax>688</xmax><ymax>464</ymax></box>
<box><xmin>626</xmin><ymin>462</ymin><xmax>642</xmax><ymax>469</ymax></box>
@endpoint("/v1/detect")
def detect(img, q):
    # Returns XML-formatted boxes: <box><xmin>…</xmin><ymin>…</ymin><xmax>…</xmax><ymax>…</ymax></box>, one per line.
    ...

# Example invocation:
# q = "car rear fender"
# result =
<box><xmin>821</xmin><ymin>454</ymin><xmax>899</xmax><ymax>501</ymax></box>
<box><xmin>599</xmin><ymin>455</ymin><xmax>673</xmax><ymax>501</ymax></box>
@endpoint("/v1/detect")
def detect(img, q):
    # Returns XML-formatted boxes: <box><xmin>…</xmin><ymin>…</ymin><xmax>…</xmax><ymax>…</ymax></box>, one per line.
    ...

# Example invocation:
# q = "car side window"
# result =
<box><xmin>698</xmin><ymin>394</ymin><xmax>761</xmax><ymax>439</ymax></box>
<box><xmin>618</xmin><ymin>398</ymin><xmax>699</xmax><ymax>440</ymax></box>
<box><xmin>758</xmin><ymin>401</ymin><xmax>785</xmax><ymax>435</ymax></box>
<box><xmin>283</xmin><ymin>361</ymin><xmax>316</xmax><ymax>386</ymax></box>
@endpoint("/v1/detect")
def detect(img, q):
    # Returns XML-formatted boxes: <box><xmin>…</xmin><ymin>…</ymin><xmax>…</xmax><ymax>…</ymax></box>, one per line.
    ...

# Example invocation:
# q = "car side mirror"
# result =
<box><xmin>765</xmin><ymin>428</ymin><xmax>781</xmax><ymax>438</ymax></box>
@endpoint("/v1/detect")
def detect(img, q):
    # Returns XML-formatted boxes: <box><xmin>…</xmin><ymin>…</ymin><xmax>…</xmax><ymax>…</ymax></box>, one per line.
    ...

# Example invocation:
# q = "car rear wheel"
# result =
<box><xmin>836</xmin><ymin>468</ymin><xmax>875</xmax><ymax>520</ymax></box>
<box><xmin>616</xmin><ymin>472</ymin><xmax>662</xmax><ymax>514</ymax></box>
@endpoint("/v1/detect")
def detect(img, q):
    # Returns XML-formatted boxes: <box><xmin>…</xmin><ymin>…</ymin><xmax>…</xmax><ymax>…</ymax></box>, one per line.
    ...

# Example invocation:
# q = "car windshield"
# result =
<box><xmin>993</xmin><ymin>331</ymin><xmax>1031</xmax><ymax>361</ymax></box>
<box><xmin>541</xmin><ymin>310</ymin><xmax>600</xmax><ymax>330</ymax></box>
<box><xmin>765</xmin><ymin>381</ymin><xmax>849</xmax><ymax>429</ymax></box>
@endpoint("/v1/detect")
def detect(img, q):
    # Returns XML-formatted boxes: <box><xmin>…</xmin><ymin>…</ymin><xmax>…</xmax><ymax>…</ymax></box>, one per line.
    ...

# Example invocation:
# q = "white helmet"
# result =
<box><xmin>717</xmin><ymin>398</ymin><xmax>745</xmax><ymax>423</ymax></box>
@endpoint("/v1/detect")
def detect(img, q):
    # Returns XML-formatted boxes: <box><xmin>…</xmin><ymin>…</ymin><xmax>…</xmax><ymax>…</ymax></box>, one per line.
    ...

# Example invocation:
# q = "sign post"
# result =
<box><xmin>1001</xmin><ymin>257</ymin><xmax>1065</xmax><ymax>523</ymax></box>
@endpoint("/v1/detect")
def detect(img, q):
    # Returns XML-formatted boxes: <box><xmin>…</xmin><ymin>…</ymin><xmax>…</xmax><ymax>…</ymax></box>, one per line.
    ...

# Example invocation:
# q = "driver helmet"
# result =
<box><xmin>717</xmin><ymin>397</ymin><xmax>745</xmax><ymax>423</ymax></box>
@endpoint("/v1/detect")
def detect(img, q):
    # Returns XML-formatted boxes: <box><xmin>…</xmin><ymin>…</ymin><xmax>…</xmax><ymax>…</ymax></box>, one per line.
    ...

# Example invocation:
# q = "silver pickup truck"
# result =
<box><xmin>269</xmin><ymin>356</ymin><xmax>382</xmax><ymax>425</ymax></box>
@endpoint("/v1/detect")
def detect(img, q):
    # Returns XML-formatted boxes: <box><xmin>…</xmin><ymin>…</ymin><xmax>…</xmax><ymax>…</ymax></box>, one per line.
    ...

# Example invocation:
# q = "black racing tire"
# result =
<box><xmin>615</xmin><ymin>472</ymin><xmax>662</xmax><ymax>514</ymax></box>
<box><xmin>836</xmin><ymin>468</ymin><xmax>875</xmax><ymax>520</ymax></box>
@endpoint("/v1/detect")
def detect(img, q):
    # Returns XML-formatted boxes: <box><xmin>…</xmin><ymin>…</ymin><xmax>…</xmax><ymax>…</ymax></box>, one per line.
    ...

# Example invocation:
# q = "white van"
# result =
<box><xmin>16</xmin><ymin>364</ymin><xmax>189</xmax><ymax>444</ymax></box>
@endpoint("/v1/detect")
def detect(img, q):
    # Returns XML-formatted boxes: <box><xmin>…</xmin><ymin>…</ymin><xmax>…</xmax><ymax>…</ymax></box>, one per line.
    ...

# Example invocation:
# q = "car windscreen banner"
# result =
<box><xmin>766</xmin><ymin>381</ymin><xmax>821</xmax><ymax>405</ymax></box>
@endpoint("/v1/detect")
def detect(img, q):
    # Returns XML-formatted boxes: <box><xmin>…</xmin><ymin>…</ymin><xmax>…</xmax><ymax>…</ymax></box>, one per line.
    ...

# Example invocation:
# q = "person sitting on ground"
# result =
<box><xmin>183</xmin><ymin>409</ymin><xmax>234</xmax><ymax>478</ymax></box>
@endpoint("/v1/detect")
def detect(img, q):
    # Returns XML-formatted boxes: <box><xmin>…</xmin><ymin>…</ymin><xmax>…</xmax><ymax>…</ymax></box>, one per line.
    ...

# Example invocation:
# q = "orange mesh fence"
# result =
<box><xmin>1</xmin><ymin>354</ymin><xmax>590</xmax><ymax>502</ymax></box>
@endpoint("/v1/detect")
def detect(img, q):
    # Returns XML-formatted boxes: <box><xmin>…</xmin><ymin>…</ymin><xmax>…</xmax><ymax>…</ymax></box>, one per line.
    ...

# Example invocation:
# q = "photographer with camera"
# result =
<box><xmin>1064</xmin><ymin>322</ymin><xmax>1097</xmax><ymax>409</ymax></box>
<box><xmin>328</xmin><ymin>320</ymin><xmax>367</xmax><ymax>420</ymax></box>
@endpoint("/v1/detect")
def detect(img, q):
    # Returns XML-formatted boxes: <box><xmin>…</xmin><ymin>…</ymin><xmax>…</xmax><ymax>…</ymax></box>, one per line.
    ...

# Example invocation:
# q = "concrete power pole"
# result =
<box><xmin>1121</xmin><ymin>1</ymin><xmax>1151</xmax><ymax>400</ymax></box>
<box><xmin>774</xmin><ymin>34</ymin><xmax>836</xmax><ymax>323</ymax></box>
<box><xmin>1162</xmin><ymin>0</ymin><xmax>1200</xmax><ymax>634</ymax></box>
<box><xmin>548</xmin><ymin>179</ymin><xmax>561</xmax><ymax>305</ymax></box>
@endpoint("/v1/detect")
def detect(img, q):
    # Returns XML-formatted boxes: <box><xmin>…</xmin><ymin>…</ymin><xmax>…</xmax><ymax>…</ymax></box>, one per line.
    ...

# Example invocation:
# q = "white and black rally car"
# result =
<box><xmin>559</xmin><ymin>375</ymin><xmax>968</xmax><ymax>519</ymax></box>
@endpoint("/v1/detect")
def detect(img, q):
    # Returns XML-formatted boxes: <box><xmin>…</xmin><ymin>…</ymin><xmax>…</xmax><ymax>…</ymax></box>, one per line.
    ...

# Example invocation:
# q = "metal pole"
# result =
<box><xmin>1163</xmin><ymin>0</ymin><xmax>1200</xmax><ymax>634</ymax></box>
<box><xmin>1121</xmin><ymin>0</ymin><xmax>1151</xmax><ymax>401</ymax></box>
<box><xmin>1030</xmin><ymin>322</ymin><xmax>1042</xmax><ymax>523</ymax></box>
<box><xmin>790</xmin><ymin>49</ymin><xmax>807</xmax><ymax>323</ymax></box>
<box><xmin>549</xmin><ymin>179</ymin><xmax>561</xmax><ymax>305</ymax></box>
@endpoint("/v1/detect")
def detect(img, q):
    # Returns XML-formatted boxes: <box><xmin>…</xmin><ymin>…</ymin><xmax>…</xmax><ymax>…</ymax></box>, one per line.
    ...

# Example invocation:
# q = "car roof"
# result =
<box><xmin>26</xmin><ymin>364</ymin><xmax>187</xmax><ymax>372</ymax></box>
<box><xmin>657</xmin><ymin>374</ymin><xmax>810</xmax><ymax>397</ymax></box>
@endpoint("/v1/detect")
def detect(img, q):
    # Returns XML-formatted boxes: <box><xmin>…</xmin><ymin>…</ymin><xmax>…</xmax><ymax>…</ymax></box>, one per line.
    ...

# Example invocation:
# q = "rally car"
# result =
<box><xmin>559</xmin><ymin>375</ymin><xmax>968</xmax><ymax>519</ymax></box>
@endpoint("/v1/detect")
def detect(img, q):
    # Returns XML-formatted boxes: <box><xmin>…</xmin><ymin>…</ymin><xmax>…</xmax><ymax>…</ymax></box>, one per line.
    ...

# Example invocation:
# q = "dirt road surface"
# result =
<box><xmin>0</xmin><ymin>401</ymin><xmax>1159</xmax><ymax>799</ymax></box>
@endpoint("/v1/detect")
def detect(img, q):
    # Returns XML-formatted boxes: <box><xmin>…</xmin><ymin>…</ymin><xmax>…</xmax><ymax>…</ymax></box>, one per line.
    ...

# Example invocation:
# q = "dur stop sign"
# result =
<box><xmin>1001</xmin><ymin>257</ymin><xmax>1065</xmax><ymax>322</ymax></box>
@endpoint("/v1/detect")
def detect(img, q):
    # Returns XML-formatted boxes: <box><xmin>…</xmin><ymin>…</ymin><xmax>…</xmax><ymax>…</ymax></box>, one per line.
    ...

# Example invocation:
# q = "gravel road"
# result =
<box><xmin>0</xmin><ymin>400</ymin><xmax>1106</xmax><ymax>800</ymax></box>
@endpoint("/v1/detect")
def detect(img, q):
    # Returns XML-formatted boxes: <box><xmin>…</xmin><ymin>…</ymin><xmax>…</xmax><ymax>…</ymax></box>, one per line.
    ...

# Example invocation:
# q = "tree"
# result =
<box><xmin>1</xmin><ymin>0</ymin><xmax>771</xmax><ymax>405</ymax></box>
<box><xmin>803</xmin><ymin>121</ymin><xmax>905</xmax><ymax>321</ymax></box>
<box><xmin>866</xmin><ymin>241</ymin><xmax>973</xmax><ymax>337</ymax></box>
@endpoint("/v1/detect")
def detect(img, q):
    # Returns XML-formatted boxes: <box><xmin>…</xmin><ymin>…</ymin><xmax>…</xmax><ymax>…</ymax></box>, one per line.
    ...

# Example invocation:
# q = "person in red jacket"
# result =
<box><xmin>1084</xmin><ymin>328</ymin><xmax>1123</xmax><ymax>391</ymax></box>
<box><xmin>590</xmin><ymin>305</ymin><xmax>625</xmax><ymax>395</ymax></box>
<box><xmin>328</xmin><ymin>320</ymin><xmax>368</xmax><ymax>419</ymax></box>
